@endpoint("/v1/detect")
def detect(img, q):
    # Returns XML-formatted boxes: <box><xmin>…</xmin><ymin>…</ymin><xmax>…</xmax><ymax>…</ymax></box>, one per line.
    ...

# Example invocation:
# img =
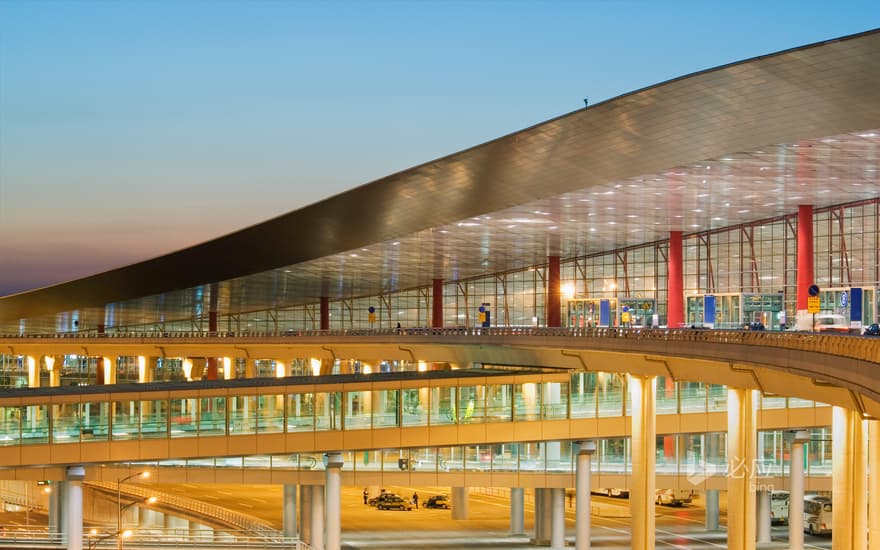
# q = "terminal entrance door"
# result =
<box><xmin>617</xmin><ymin>298</ymin><xmax>656</xmax><ymax>327</ymax></box>
<box><xmin>567</xmin><ymin>298</ymin><xmax>618</xmax><ymax>327</ymax></box>
<box><xmin>742</xmin><ymin>293</ymin><xmax>784</xmax><ymax>330</ymax></box>
<box><xmin>686</xmin><ymin>293</ymin><xmax>741</xmax><ymax>329</ymax></box>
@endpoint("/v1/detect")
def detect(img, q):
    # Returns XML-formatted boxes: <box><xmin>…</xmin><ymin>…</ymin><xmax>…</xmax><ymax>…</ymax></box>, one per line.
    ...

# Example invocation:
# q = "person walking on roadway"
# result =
<box><xmin>412</xmin><ymin>492</ymin><xmax>419</xmax><ymax>509</ymax></box>
<box><xmin>363</xmin><ymin>488</ymin><xmax>368</xmax><ymax>504</ymax></box>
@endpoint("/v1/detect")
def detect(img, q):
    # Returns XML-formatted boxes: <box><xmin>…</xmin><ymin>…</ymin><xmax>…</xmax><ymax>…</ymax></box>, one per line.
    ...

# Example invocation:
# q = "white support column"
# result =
<box><xmin>451</xmin><ymin>487</ymin><xmax>468</xmax><ymax>520</ymax></box>
<box><xmin>756</xmin><ymin>490</ymin><xmax>771</xmax><ymax>543</ymax></box>
<box><xmin>727</xmin><ymin>388</ymin><xmax>756</xmax><ymax>550</ymax></box>
<box><xmin>869</xmin><ymin>420</ymin><xmax>880</xmax><ymax>550</ymax></box>
<box><xmin>550</xmin><ymin>487</ymin><xmax>565</xmax><ymax>550</ymax></box>
<box><xmin>300</xmin><ymin>485</ymin><xmax>312</xmax><ymax>545</ymax></box>
<box><xmin>45</xmin><ymin>356</ymin><xmax>61</xmax><ymax>387</ymax></box>
<box><xmin>283</xmin><ymin>484</ymin><xmax>298</xmax><ymax>539</ymax></box>
<box><xmin>510</xmin><ymin>488</ymin><xmax>525</xmax><ymax>535</ymax></box>
<box><xmin>49</xmin><ymin>479</ymin><xmax>62</xmax><ymax>536</ymax></box>
<box><xmin>65</xmin><ymin>466</ymin><xmax>84</xmax><ymax>550</ymax></box>
<box><xmin>103</xmin><ymin>356</ymin><xmax>116</xmax><ymax>384</ymax></box>
<box><xmin>629</xmin><ymin>375</ymin><xmax>656</xmax><ymax>550</ymax></box>
<box><xmin>788</xmin><ymin>430</ymin><xmax>809</xmax><ymax>550</ymax></box>
<box><xmin>27</xmin><ymin>355</ymin><xmax>39</xmax><ymax>388</ymax></box>
<box><xmin>325</xmin><ymin>453</ymin><xmax>343</xmax><ymax>550</ymax></box>
<box><xmin>705</xmin><ymin>490</ymin><xmax>720</xmax><ymax>531</ymax></box>
<box><xmin>533</xmin><ymin>488</ymin><xmax>545</xmax><ymax>544</ymax></box>
<box><xmin>832</xmin><ymin>407</ymin><xmax>868</xmax><ymax>550</ymax></box>
<box><xmin>310</xmin><ymin>484</ymin><xmax>324</xmax><ymax>550</ymax></box>
<box><xmin>576</xmin><ymin>441</ymin><xmax>596</xmax><ymax>550</ymax></box>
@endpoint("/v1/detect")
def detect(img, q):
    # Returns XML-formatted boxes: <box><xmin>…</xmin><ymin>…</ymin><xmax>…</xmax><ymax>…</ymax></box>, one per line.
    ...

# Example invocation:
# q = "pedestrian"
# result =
<box><xmin>363</xmin><ymin>488</ymin><xmax>368</xmax><ymax>504</ymax></box>
<box><xmin>412</xmin><ymin>491</ymin><xmax>419</xmax><ymax>509</ymax></box>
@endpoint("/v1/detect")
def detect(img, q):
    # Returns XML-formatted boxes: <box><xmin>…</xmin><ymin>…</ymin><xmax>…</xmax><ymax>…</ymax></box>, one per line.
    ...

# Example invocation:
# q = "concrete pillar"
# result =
<box><xmin>49</xmin><ymin>480</ymin><xmax>62</xmax><ymax>535</ymax></box>
<box><xmin>756</xmin><ymin>490</ymin><xmax>771</xmax><ymax>543</ymax></box>
<box><xmin>869</xmin><ymin>421</ymin><xmax>880</xmax><ymax>550</ymax></box>
<box><xmin>727</xmin><ymin>388</ymin><xmax>756</xmax><ymax>550</ymax></box>
<box><xmin>137</xmin><ymin>356</ymin><xmax>155</xmax><ymax>383</ymax></box>
<box><xmin>451</xmin><ymin>487</ymin><xmax>468</xmax><ymax>520</ymax></box>
<box><xmin>667</xmin><ymin>231</ymin><xmax>684</xmax><ymax>328</ymax></box>
<box><xmin>103</xmin><ymin>356</ymin><xmax>116</xmax><ymax>384</ymax></box>
<box><xmin>832</xmin><ymin>407</ymin><xmax>868</xmax><ymax>550</ymax></box>
<box><xmin>629</xmin><ymin>375</ymin><xmax>656</xmax><ymax>550</ymax></box>
<box><xmin>789</xmin><ymin>430</ymin><xmax>809</xmax><ymax>550</ymax></box>
<box><xmin>222</xmin><ymin>357</ymin><xmax>234</xmax><ymax>380</ymax></box>
<box><xmin>310</xmin><ymin>484</ymin><xmax>324</xmax><ymax>550</ymax></box>
<box><xmin>533</xmin><ymin>487</ymin><xmax>551</xmax><ymax>544</ymax></box>
<box><xmin>283</xmin><ymin>484</ymin><xmax>298</xmax><ymax>538</ymax></box>
<box><xmin>27</xmin><ymin>355</ymin><xmax>39</xmax><ymax>388</ymax></box>
<box><xmin>245</xmin><ymin>358</ymin><xmax>256</xmax><ymax>379</ymax></box>
<box><xmin>550</xmin><ymin>487</ymin><xmax>565</xmax><ymax>549</ymax></box>
<box><xmin>576</xmin><ymin>441</ymin><xmax>596</xmax><ymax>550</ymax></box>
<box><xmin>547</xmin><ymin>255</ymin><xmax>561</xmax><ymax>327</ymax></box>
<box><xmin>795</xmin><ymin>204</ymin><xmax>814</xmax><ymax>330</ymax></box>
<box><xmin>300</xmin><ymin>485</ymin><xmax>312</xmax><ymax>545</ymax></box>
<box><xmin>65</xmin><ymin>466</ymin><xmax>84</xmax><ymax>550</ymax></box>
<box><xmin>325</xmin><ymin>453</ymin><xmax>343</xmax><ymax>550</ymax></box>
<box><xmin>45</xmin><ymin>355</ymin><xmax>61</xmax><ymax>387</ymax></box>
<box><xmin>510</xmin><ymin>487</ymin><xmax>525</xmax><ymax>535</ymax></box>
<box><xmin>432</xmin><ymin>278</ymin><xmax>444</xmax><ymax>328</ymax></box>
<box><xmin>705</xmin><ymin>490</ymin><xmax>720</xmax><ymax>531</ymax></box>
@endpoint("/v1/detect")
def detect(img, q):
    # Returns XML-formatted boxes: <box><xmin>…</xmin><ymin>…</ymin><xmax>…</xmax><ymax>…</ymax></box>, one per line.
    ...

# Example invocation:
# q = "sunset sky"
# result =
<box><xmin>1</xmin><ymin>0</ymin><xmax>877</xmax><ymax>296</ymax></box>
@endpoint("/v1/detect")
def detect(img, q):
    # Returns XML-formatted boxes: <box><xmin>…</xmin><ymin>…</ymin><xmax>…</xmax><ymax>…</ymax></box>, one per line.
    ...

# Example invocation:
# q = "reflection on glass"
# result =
<box><xmin>198</xmin><ymin>397</ymin><xmax>226</xmax><ymax>436</ymax></box>
<box><xmin>112</xmin><ymin>400</ymin><xmax>140</xmax><ymax>440</ymax></box>
<box><xmin>372</xmin><ymin>389</ymin><xmax>399</xmax><ymax>428</ymax></box>
<box><xmin>286</xmin><ymin>393</ymin><xmax>314</xmax><ymax>432</ymax></box>
<box><xmin>570</xmin><ymin>373</ymin><xmax>597</xmax><ymax>418</ymax></box>
<box><xmin>229</xmin><ymin>396</ymin><xmax>257</xmax><ymax>435</ymax></box>
<box><xmin>597</xmin><ymin>374</ymin><xmax>624</xmax><ymax>417</ymax></box>
<box><xmin>542</xmin><ymin>382</ymin><xmax>568</xmax><ymax>419</ymax></box>
<box><xmin>140</xmin><ymin>400</ymin><xmax>167</xmax><ymax>438</ymax></box>
<box><xmin>656</xmin><ymin>376</ymin><xmax>678</xmax><ymax>414</ymax></box>
<box><xmin>515</xmin><ymin>383</ymin><xmax>540</xmax><ymax>421</ymax></box>
<box><xmin>402</xmin><ymin>388</ymin><xmax>428</xmax><ymax>427</ymax></box>
<box><xmin>315</xmin><ymin>392</ymin><xmax>342</xmax><ymax>431</ymax></box>
<box><xmin>170</xmin><ymin>398</ymin><xmax>198</xmax><ymax>438</ymax></box>
<box><xmin>345</xmin><ymin>390</ymin><xmax>370</xmax><ymax>430</ymax></box>
<box><xmin>257</xmin><ymin>394</ymin><xmax>284</xmax><ymax>433</ymax></box>
<box><xmin>430</xmin><ymin>387</ymin><xmax>457</xmax><ymax>425</ymax></box>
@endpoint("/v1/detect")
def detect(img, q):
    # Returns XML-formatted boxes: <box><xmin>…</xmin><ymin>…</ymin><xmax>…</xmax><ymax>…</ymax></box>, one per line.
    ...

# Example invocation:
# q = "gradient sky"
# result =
<box><xmin>1</xmin><ymin>0</ymin><xmax>878</xmax><ymax>297</ymax></box>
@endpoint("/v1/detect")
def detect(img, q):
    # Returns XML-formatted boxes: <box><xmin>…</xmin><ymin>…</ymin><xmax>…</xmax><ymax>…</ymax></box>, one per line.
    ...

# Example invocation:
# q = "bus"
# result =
<box><xmin>770</xmin><ymin>490</ymin><xmax>789</xmax><ymax>525</ymax></box>
<box><xmin>803</xmin><ymin>495</ymin><xmax>832</xmax><ymax>535</ymax></box>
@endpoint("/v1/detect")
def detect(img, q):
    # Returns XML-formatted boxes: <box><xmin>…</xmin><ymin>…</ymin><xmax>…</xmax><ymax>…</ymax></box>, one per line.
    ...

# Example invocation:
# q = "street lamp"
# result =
<box><xmin>116</xmin><ymin>471</ymin><xmax>150</xmax><ymax>550</ymax></box>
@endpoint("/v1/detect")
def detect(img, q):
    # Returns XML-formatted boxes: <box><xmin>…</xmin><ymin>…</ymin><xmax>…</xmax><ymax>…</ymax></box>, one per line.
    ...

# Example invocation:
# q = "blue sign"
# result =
<box><xmin>850</xmin><ymin>288</ymin><xmax>862</xmax><ymax>322</ymax></box>
<box><xmin>808</xmin><ymin>284</ymin><xmax>820</xmax><ymax>297</ymax></box>
<box><xmin>599</xmin><ymin>300</ymin><xmax>611</xmax><ymax>326</ymax></box>
<box><xmin>703</xmin><ymin>295</ymin><xmax>716</xmax><ymax>328</ymax></box>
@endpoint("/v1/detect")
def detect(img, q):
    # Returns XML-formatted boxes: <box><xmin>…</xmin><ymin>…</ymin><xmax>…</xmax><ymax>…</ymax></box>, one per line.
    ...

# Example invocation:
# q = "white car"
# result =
<box><xmin>655</xmin><ymin>488</ymin><xmax>692</xmax><ymax>506</ymax></box>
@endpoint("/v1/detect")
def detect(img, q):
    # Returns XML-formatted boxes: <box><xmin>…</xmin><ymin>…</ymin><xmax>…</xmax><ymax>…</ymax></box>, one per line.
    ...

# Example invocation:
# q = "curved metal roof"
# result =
<box><xmin>2</xmin><ymin>29</ymin><xmax>879</xmax><ymax>327</ymax></box>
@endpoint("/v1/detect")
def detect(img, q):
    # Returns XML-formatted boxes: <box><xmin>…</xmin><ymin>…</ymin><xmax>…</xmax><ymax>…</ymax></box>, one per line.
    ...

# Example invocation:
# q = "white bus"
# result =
<box><xmin>770</xmin><ymin>490</ymin><xmax>789</xmax><ymax>525</ymax></box>
<box><xmin>803</xmin><ymin>495</ymin><xmax>832</xmax><ymax>535</ymax></box>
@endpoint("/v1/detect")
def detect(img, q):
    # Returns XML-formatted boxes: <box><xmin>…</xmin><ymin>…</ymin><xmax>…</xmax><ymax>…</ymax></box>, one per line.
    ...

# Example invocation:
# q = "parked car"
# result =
<box><xmin>376</xmin><ymin>495</ymin><xmax>413</xmax><ymax>511</ymax></box>
<box><xmin>425</xmin><ymin>495</ymin><xmax>450</xmax><ymax>509</ymax></box>
<box><xmin>592</xmin><ymin>488</ymin><xmax>629</xmax><ymax>498</ymax></box>
<box><xmin>655</xmin><ymin>488</ymin><xmax>692</xmax><ymax>507</ymax></box>
<box><xmin>747</xmin><ymin>321</ymin><xmax>766</xmax><ymax>331</ymax></box>
<box><xmin>368</xmin><ymin>493</ymin><xmax>399</xmax><ymax>507</ymax></box>
<box><xmin>863</xmin><ymin>323</ymin><xmax>880</xmax><ymax>336</ymax></box>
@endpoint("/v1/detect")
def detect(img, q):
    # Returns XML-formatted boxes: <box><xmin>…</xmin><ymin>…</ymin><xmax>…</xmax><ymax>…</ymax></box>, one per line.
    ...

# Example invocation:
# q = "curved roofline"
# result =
<box><xmin>2</xmin><ymin>29</ymin><xmax>879</xmax><ymax>323</ymax></box>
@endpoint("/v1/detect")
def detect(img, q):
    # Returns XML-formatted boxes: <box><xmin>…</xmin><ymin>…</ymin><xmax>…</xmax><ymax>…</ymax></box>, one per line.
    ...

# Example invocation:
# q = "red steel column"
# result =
<box><xmin>667</xmin><ymin>232</ymin><xmax>684</xmax><ymax>328</ymax></box>
<box><xmin>547</xmin><ymin>256</ymin><xmax>561</xmax><ymax>327</ymax></box>
<box><xmin>432</xmin><ymin>279</ymin><xmax>444</xmax><ymax>328</ymax></box>
<box><xmin>796</xmin><ymin>205</ymin><xmax>814</xmax><ymax>312</ymax></box>
<box><xmin>320</xmin><ymin>297</ymin><xmax>330</xmax><ymax>331</ymax></box>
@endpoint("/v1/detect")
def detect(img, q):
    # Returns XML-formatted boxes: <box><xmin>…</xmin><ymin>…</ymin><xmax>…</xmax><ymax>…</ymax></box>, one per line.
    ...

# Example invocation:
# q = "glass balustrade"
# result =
<box><xmin>0</xmin><ymin>376</ymin><xmax>829</xmax><ymax>447</ymax></box>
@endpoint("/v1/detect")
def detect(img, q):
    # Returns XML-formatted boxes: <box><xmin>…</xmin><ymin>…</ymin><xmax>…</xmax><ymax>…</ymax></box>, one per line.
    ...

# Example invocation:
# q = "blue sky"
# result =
<box><xmin>0</xmin><ymin>0</ymin><xmax>877</xmax><ymax>296</ymax></box>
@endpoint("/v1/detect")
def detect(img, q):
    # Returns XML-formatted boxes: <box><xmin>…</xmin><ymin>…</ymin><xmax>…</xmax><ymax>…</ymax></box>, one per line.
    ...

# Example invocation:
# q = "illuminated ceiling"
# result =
<box><xmin>2</xmin><ymin>30</ymin><xmax>879</xmax><ymax>330</ymax></box>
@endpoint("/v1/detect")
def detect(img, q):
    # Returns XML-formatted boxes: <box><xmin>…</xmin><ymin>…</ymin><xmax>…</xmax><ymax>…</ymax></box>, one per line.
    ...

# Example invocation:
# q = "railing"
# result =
<box><xmin>86</xmin><ymin>482</ymin><xmax>278</xmax><ymax>540</ymax></box>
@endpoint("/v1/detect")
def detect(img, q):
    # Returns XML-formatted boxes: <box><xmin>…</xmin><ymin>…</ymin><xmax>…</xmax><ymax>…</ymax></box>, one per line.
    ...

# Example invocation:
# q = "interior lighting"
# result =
<box><xmin>182</xmin><ymin>359</ymin><xmax>193</xmax><ymax>381</ymax></box>
<box><xmin>561</xmin><ymin>283</ymin><xmax>576</xmax><ymax>300</ymax></box>
<box><xmin>275</xmin><ymin>361</ymin><xmax>286</xmax><ymax>378</ymax></box>
<box><xmin>310</xmin><ymin>358</ymin><xmax>322</xmax><ymax>376</ymax></box>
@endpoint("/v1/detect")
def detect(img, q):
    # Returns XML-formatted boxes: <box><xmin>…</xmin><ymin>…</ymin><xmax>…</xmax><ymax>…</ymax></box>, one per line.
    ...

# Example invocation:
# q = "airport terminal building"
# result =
<box><xmin>0</xmin><ymin>29</ymin><xmax>878</xmax><ymax>550</ymax></box>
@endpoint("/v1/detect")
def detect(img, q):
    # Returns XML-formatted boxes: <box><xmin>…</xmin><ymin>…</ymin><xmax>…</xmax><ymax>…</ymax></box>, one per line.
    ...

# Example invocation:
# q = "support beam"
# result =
<box><xmin>667</xmin><ymin>232</ymin><xmax>683</xmax><ymax>328</ymax></box>
<box><xmin>629</xmin><ymin>375</ymin><xmax>656</xmax><ymax>550</ymax></box>
<box><xmin>795</xmin><ymin>204</ymin><xmax>814</xmax><ymax>330</ymax></box>
<box><xmin>869</xmin><ymin>421</ymin><xmax>880</xmax><ymax>550</ymax></box>
<box><xmin>550</xmin><ymin>487</ymin><xmax>564</xmax><ymax>550</ymax></box>
<box><xmin>310</xmin><ymin>484</ymin><xmax>324</xmax><ymax>550</ymax></box>
<box><xmin>727</xmin><ymin>388</ymin><xmax>756</xmax><ymax>550</ymax></box>
<box><xmin>756</xmin><ymin>490</ymin><xmax>771</xmax><ymax>543</ymax></box>
<box><xmin>451</xmin><ymin>487</ymin><xmax>468</xmax><ymax>520</ymax></box>
<box><xmin>705</xmin><ymin>490</ymin><xmax>720</xmax><ymax>531</ymax></box>
<box><xmin>65</xmin><ymin>466</ymin><xmax>84</xmax><ymax>550</ymax></box>
<box><xmin>788</xmin><ymin>430</ymin><xmax>809</xmax><ymax>550</ymax></box>
<box><xmin>325</xmin><ymin>453</ymin><xmax>343</xmax><ymax>550</ymax></box>
<box><xmin>547</xmin><ymin>255</ymin><xmax>561</xmax><ymax>327</ymax></box>
<box><xmin>510</xmin><ymin>488</ymin><xmax>525</xmax><ymax>536</ymax></box>
<box><xmin>432</xmin><ymin>278</ymin><xmax>444</xmax><ymax>328</ymax></box>
<box><xmin>576</xmin><ymin>441</ymin><xmax>596</xmax><ymax>550</ymax></box>
<box><xmin>283</xmin><ymin>484</ymin><xmax>297</xmax><ymax>539</ymax></box>
<box><xmin>832</xmin><ymin>407</ymin><xmax>867</xmax><ymax>550</ymax></box>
